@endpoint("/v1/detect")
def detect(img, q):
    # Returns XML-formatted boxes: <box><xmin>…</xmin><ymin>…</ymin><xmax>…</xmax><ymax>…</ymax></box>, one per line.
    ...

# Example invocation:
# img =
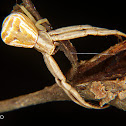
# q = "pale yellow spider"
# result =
<box><xmin>1</xmin><ymin>4</ymin><xmax>126</xmax><ymax>109</ymax></box>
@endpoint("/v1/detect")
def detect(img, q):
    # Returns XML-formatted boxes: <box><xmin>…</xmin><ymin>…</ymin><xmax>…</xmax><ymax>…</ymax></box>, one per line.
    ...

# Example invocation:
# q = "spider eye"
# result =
<box><xmin>1</xmin><ymin>12</ymin><xmax>38</xmax><ymax>48</ymax></box>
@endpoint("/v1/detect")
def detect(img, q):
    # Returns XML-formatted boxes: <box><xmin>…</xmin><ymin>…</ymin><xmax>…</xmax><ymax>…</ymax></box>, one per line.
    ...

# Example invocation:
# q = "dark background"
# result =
<box><xmin>0</xmin><ymin>0</ymin><xmax>126</xmax><ymax>124</ymax></box>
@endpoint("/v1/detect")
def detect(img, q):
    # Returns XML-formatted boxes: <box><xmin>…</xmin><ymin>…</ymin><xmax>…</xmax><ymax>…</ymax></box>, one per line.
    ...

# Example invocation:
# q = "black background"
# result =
<box><xmin>0</xmin><ymin>0</ymin><xmax>126</xmax><ymax>125</ymax></box>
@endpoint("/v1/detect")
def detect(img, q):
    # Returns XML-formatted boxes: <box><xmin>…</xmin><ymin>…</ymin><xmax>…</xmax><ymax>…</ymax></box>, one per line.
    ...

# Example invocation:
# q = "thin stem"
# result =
<box><xmin>0</xmin><ymin>84</ymin><xmax>69</xmax><ymax>113</ymax></box>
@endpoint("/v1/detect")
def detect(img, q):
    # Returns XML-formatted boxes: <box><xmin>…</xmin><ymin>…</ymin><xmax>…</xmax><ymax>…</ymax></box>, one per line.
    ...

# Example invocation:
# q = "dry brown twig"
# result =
<box><xmin>0</xmin><ymin>0</ymin><xmax>126</xmax><ymax>113</ymax></box>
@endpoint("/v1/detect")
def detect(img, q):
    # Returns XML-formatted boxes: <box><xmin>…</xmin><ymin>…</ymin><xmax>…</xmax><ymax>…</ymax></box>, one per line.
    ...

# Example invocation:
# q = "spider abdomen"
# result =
<box><xmin>1</xmin><ymin>12</ymin><xmax>38</xmax><ymax>48</ymax></box>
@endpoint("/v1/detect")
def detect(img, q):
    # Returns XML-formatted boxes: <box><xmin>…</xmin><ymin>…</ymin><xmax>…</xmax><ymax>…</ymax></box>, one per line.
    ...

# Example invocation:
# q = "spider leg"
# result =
<box><xmin>18</xmin><ymin>4</ymin><xmax>50</xmax><ymax>31</ymax></box>
<box><xmin>49</xmin><ymin>25</ymin><xmax>101</xmax><ymax>35</ymax></box>
<box><xmin>43</xmin><ymin>52</ymin><xmax>109</xmax><ymax>109</ymax></box>
<box><xmin>17</xmin><ymin>4</ymin><xmax>36</xmax><ymax>23</ymax></box>
<box><xmin>35</xmin><ymin>18</ymin><xmax>50</xmax><ymax>31</ymax></box>
<box><xmin>48</xmin><ymin>25</ymin><xmax>126</xmax><ymax>41</ymax></box>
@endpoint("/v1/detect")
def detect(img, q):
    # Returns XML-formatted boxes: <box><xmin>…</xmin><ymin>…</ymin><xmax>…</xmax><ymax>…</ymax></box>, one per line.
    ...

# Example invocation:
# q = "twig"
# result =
<box><xmin>0</xmin><ymin>40</ymin><xmax>126</xmax><ymax>113</ymax></box>
<box><xmin>71</xmin><ymin>40</ymin><xmax>126</xmax><ymax>83</ymax></box>
<box><xmin>1</xmin><ymin>0</ymin><xmax>126</xmax><ymax>113</ymax></box>
<box><xmin>22</xmin><ymin>0</ymin><xmax>42</xmax><ymax>20</ymax></box>
<box><xmin>0</xmin><ymin>84</ymin><xmax>70</xmax><ymax>113</ymax></box>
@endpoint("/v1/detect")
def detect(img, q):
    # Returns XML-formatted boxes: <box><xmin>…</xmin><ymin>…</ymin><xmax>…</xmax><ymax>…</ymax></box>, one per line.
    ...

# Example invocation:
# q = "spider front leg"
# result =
<box><xmin>48</xmin><ymin>25</ymin><xmax>126</xmax><ymax>41</ymax></box>
<box><xmin>43</xmin><ymin>52</ymin><xmax>109</xmax><ymax>109</ymax></box>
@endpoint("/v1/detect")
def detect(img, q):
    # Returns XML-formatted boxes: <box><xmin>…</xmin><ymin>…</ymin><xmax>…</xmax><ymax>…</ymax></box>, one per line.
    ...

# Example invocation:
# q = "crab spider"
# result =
<box><xmin>1</xmin><ymin>4</ymin><xmax>126</xmax><ymax>109</ymax></box>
